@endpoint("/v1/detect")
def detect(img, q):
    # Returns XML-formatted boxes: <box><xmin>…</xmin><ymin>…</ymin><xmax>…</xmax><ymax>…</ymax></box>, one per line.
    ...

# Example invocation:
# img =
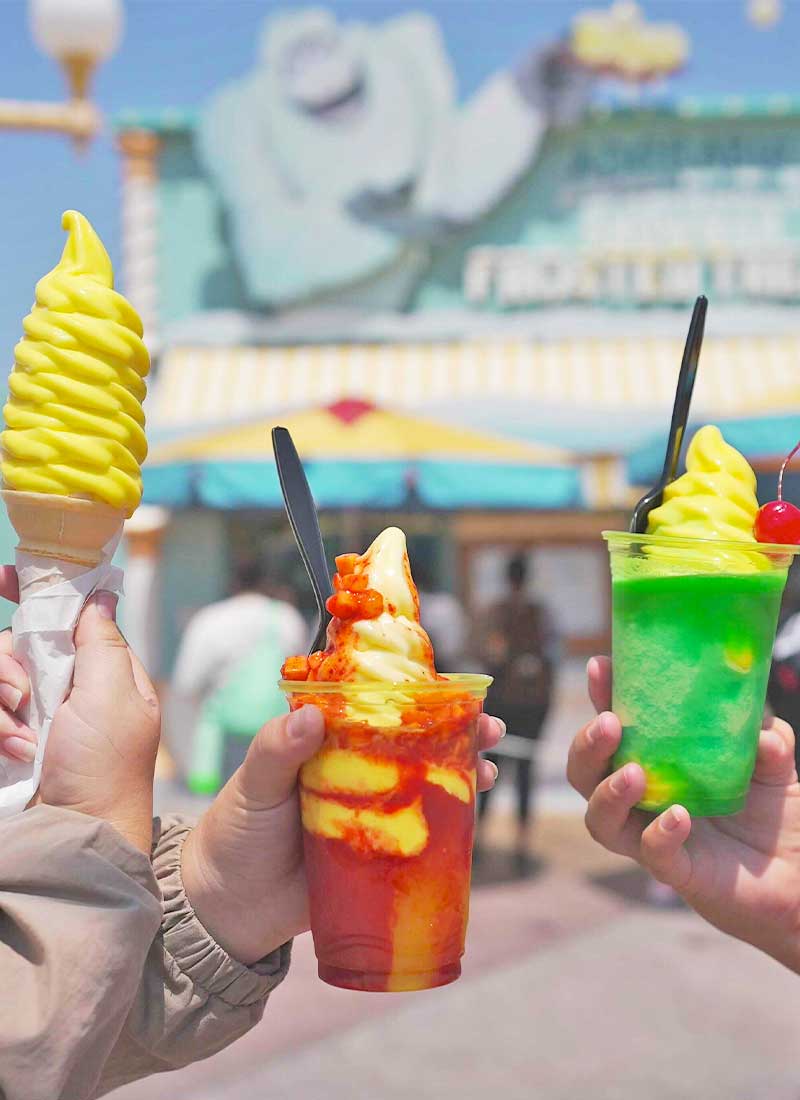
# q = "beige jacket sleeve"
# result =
<box><xmin>0</xmin><ymin>804</ymin><xmax>163</xmax><ymax>1100</ymax></box>
<box><xmin>97</xmin><ymin>815</ymin><xmax>291</xmax><ymax>1096</ymax></box>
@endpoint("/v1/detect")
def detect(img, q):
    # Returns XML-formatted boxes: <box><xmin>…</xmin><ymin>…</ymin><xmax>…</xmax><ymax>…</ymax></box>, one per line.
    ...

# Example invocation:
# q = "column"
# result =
<box><xmin>123</xmin><ymin>505</ymin><xmax>170</xmax><ymax>682</ymax></box>
<box><xmin>581</xmin><ymin>455</ymin><xmax>630</xmax><ymax>510</ymax></box>
<box><xmin>116</xmin><ymin>128</ymin><xmax>161</xmax><ymax>350</ymax></box>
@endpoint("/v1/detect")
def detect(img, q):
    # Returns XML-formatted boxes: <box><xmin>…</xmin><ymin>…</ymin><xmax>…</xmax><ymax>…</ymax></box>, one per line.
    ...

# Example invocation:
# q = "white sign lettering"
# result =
<box><xmin>464</xmin><ymin>246</ymin><xmax>800</xmax><ymax>306</ymax></box>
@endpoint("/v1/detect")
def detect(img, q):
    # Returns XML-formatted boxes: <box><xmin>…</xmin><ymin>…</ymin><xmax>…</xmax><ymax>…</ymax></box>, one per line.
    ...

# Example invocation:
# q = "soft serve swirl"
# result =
<box><xmin>345</xmin><ymin>527</ymin><xmax>437</xmax><ymax>683</ymax></box>
<box><xmin>1</xmin><ymin>211</ymin><xmax>150</xmax><ymax>515</ymax></box>
<box><xmin>321</xmin><ymin>526</ymin><xmax>436</xmax><ymax>684</ymax></box>
<box><xmin>282</xmin><ymin>527</ymin><xmax>437</xmax><ymax>724</ymax></box>
<box><xmin>647</xmin><ymin>425</ymin><xmax>765</xmax><ymax>571</ymax></box>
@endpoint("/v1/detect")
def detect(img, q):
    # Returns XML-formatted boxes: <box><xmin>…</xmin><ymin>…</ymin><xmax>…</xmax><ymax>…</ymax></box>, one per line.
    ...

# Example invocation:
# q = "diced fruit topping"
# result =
<box><xmin>755</xmin><ymin>439</ymin><xmax>800</xmax><ymax>545</ymax></box>
<box><xmin>335</xmin><ymin>553</ymin><xmax>360</xmax><ymax>575</ymax></box>
<box><xmin>339</xmin><ymin>572</ymin><xmax>368</xmax><ymax>591</ymax></box>
<box><xmin>314</xmin><ymin>653</ymin><xmax>347</xmax><ymax>680</ymax></box>
<box><xmin>332</xmin><ymin>571</ymin><xmax>369</xmax><ymax>592</ymax></box>
<box><xmin>326</xmin><ymin>590</ymin><xmax>359</xmax><ymax>620</ymax></box>
<box><xmin>326</xmin><ymin>589</ymin><xmax>385</xmax><ymax>621</ymax></box>
<box><xmin>281</xmin><ymin>655</ymin><xmax>310</xmax><ymax>681</ymax></box>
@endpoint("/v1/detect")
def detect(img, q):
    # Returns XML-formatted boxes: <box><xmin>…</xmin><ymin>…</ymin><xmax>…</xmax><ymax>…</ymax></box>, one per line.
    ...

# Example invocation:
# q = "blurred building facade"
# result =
<box><xmin>114</xmin><ymin>6</ymin><xmax>800</xmax><ymax>677</ymax></box>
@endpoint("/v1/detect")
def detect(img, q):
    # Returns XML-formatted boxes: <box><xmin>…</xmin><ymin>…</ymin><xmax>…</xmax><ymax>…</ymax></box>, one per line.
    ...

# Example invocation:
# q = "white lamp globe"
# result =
<box><xmin>29</xmin><ymin>0</ymin><xmax>124</xmax><ymax>64</ymax></box>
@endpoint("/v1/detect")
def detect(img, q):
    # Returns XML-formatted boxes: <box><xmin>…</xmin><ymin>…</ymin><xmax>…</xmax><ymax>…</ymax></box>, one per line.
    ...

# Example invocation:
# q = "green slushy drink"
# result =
<box><xmin>606</xmin><ymin>426</ymin><xmax>799</xmax><ymax>817</ymax></box>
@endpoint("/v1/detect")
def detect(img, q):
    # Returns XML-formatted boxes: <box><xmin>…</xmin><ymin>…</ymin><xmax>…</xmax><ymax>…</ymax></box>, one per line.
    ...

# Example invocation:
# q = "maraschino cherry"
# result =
<box><xmin>755</xmin><ymin>439</ymin><xmax>800</xmax><ymax>544</ymax></box>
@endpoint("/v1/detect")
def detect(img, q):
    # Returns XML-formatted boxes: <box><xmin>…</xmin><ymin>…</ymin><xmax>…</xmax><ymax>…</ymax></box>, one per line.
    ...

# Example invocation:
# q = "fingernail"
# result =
<box><xmin>598</xmin><ymin>713</ymin><xmax>616</xmax><ymax>739</ymax></box>
<box><xmin>93</xmin><ymin>591</ymin><xmax>118</xmax><ymax>620</ymax></box>
<box><xmin>489</xmin><ymin>761</ymin><xmax>499</xmax><ymax>780</ymax></box>
<box><xmin>586</xmin><ymin>719</ymin><xmax>600</xmax><ymax>746</ymax></box>
<box><xmin>5</xmin><ymin>737</ymin><xmax>35</xmax><ymax>763</ymax></box>
<box><xmin>286</xmin><ymin>709</ymin><xmax>305</xmax><ymax>741</ymax></box>
<box><xmin>286</xmin><ymin>706</ymin><xmax>322</xmax><ymax>742</ymax></box>
<box><xmin>661</xmin><ymin>807</ymin><xmax>682</xmax><ymax>832</ymax></box>
<box><xmin>586</xmin><ymin>658</ymin><xmax>597</xmax><ymax>679</ymax></box>
<box><xmin>610</xmin><ymin>765</ymin><xmax>631</xmax><ymax>795</ymax></box>
<box><xmin>495</xmin><ymin>718</ymin><xmax>507</xmax><ymax>738</ymax></box>
<box><xmin>0</xmin><ymin>684</ymin><xmax>22</xmax><ymax>712</ymax></box>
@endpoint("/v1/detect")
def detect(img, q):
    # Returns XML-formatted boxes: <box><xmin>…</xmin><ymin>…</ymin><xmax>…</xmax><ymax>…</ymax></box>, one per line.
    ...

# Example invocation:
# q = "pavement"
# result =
<box><xmin>112</xmin><ymin>662</ymin><xmax>800</xmax><ymax>1099</ymax></box>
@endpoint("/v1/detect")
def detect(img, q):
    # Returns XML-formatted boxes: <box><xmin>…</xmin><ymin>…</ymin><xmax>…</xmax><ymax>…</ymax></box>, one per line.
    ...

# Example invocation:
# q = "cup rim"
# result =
<box><xmin>602</xmin><ymin>530</ymin><xmax>800</xmax><ymax>558</ymax></box>
<box><xmin>280</xmin><ymin>672</ymin><xmax>493</xmax><ymax>696</ymax></box>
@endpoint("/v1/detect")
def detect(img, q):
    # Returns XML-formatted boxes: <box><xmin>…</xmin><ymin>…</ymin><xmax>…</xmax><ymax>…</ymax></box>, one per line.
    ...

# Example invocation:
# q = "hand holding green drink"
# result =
<box><xmin>608</xmin><ymin>424</ymin><xmax>799</xmax><ymax>816</ymax></box>
<box><xmin>568</xmin><ymin>415</ymin><xmax>800</xmax><ymax>973</ymax></box>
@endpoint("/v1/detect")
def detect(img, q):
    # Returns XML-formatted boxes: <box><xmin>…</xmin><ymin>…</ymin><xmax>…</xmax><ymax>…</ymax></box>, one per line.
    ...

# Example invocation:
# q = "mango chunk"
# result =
<box><xmin>301</xmin><ymin>791</ymin><xmax>429</xmax><ymax>857</ymax></box>
<box><xmin>724</xmin><ymin>646</ymin><xmax>753</xmax><ymax>673</ymax></box>
<box><xmin>302</xmin><ymin>748</ymin><xmax>400</xmax><ymax>796</ymax></box>
<box><xmin>426</xmin><ymin>765</ymin><xmax>474</xmax><ymax>804</ymax></box>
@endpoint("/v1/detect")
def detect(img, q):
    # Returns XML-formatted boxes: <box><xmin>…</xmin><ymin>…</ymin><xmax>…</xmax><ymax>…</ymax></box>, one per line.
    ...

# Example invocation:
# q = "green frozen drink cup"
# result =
<box><xmin>605</xmin><ymin>531</ymin><xmax>798</xmax><ymax>816</ymax></box>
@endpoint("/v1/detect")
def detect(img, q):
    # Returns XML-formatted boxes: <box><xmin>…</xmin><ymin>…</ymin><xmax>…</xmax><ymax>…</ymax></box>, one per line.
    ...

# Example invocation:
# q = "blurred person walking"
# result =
<box><xmin>169</xmin><ymin>561</ymin><xmax>307</xmax><ymax>793</ymax></box>
<box><xmin>477</xmin><ymin>553</ymin><xmax>558</xmax><ymax>851</ymax></box>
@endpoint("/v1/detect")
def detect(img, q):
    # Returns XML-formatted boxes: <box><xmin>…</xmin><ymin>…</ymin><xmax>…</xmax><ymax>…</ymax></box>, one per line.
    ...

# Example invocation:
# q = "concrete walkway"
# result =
<box><xmin>214</xmin><ymin>909</ymin><xmax>800</xmax><ymax>1100</ymax></box>
<box><xmin>117</xmin><ymin>663</ymin><xmax>800</xmax><ymax>1099</ymax></box>
<box><xmin>114</xmin><ymin>843</ymin><xmax>800</xmax><ymax>1100</ymax></box>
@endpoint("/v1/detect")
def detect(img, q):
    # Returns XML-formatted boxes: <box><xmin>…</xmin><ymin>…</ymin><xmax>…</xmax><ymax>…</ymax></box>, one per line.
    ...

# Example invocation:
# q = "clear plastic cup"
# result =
<box><xmin>604</xmin><ymin>532</ymin><xmax>799</xmax><ymax>816</ymax></box>
<box><xmin>281</xmin><ymin>674</ymin><xmax>491</xmax><ymax>992</ymax></box>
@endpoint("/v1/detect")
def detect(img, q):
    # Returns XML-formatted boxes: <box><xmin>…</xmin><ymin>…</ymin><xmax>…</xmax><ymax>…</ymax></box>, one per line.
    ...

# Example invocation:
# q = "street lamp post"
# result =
<box><xmin>0</xmin><ymin>0</ymin><xmax>123</xmax><ymax>145</ymax></box>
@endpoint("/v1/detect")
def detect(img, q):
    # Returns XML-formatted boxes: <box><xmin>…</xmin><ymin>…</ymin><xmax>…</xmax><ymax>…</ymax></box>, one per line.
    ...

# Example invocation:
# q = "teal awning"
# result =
<box><xmin>143</xmin><ymin>459</ymin><xmax>583</xmax><ymax>511</ymax></box>
<box><xmin>628</xmin><ymin>414</ymin><xmax>800</xmax><ymax>485</ymax></box>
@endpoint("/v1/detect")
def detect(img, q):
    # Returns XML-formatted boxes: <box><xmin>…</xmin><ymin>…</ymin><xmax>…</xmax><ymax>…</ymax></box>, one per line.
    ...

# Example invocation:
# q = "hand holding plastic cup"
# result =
<box><xmin>282</xmin><ymin>674</ymin><xmax>491</xmax><ymax>992</ymax></box>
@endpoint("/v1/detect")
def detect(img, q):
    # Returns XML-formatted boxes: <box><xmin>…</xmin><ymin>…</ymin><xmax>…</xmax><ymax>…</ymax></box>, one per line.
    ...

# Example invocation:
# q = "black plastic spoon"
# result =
<box><xmin>272</xmin><ymin>426</ymin><xmax>331</xmax><ymax>654</ymax></box>
<box><xmin>630</xmin><ymin>295</ymin><xmax>708</xmax><ymax>534</ymax></box>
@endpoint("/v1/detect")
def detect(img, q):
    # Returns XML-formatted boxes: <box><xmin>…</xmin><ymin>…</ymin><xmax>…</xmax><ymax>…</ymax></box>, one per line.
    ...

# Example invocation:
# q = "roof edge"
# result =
<box><xmin>113</xmin><ymin>93</ymin><xmax>800</xmax><ymax>135</ymax></box>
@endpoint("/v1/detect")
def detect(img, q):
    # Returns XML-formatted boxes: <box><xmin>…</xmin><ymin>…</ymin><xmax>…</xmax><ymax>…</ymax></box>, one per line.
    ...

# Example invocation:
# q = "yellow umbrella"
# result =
<box><xmin>144</xmin><ymin>398</ymin><xmax>581</xmax><ymax>510</ymax></box>
<box><xmin>149</xmin><ymin>398</ymin><xmax>572</xmax><ymax>465</ymax></box>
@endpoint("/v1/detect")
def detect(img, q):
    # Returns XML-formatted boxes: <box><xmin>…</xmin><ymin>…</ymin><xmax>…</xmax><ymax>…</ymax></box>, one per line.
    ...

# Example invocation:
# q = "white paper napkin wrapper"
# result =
<box><xmin>0</xmin><ymin>537</ymin><xmax>123</xmax><ymax>817</ymax></box>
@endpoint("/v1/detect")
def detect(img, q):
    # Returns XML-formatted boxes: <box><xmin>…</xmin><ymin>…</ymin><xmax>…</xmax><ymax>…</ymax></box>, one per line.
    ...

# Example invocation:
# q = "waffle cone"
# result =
<box><xmin>2</xmin><ymin>490</ymin><xmax>125</xmax><ymax>570</ymax></box>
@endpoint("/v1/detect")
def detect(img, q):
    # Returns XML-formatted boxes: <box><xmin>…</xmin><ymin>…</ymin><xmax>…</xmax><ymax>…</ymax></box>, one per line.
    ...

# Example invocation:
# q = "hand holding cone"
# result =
<box><xmin>0</xmin><ymin>211</ymin><xmax>150</xmax><ymax>814</ymax></box>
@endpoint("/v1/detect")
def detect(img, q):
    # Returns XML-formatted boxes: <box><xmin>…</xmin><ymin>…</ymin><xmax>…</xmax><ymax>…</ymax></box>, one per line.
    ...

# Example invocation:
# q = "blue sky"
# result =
<box><xmin>1</xmin><ymin>0</ymin><xmax>799</xmax><ymax>361</ymax></box>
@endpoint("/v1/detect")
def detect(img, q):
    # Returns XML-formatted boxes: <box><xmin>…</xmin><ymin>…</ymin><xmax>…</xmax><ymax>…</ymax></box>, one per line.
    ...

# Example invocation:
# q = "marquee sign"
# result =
<box><xmin>119</xmin><ymin>6</ymin><xmax>800</xmax><ymax>328</ymax></box>
<box><xmin>465</xmin><ymin>246</ymin><xmax>800</xmax><ymax>307</ymax></box>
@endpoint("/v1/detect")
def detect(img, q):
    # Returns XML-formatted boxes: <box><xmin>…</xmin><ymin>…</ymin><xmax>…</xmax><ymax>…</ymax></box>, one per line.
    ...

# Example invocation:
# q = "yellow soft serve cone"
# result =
<box><xmin>0</xmin><ymin>211</ymin><xmax>150</xmax><ymax>816</ymax></box>
<box><xmin>2</xmin><ymin>209</ymin><xmax>149</xmax><ymax>550</ymax></box>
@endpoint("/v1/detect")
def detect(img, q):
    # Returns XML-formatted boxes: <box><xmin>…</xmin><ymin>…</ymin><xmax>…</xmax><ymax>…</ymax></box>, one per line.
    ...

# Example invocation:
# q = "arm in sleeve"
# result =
<box><xmin>0</xmin><ymin>805</ymin><xmax>162</xmax><ymax>1100</ymax></box>
<box><xmin>97</xmin><ymin>816</ymin><xmax>291</xmax><ymax>1096</ymax></box>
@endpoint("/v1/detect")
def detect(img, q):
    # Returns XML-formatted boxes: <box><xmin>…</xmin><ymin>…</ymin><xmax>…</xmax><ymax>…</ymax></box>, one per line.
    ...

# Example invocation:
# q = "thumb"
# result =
<box><xmin>72</xmin><ymin>592</ymin><xmax>135</xmax><ymax>694</ymax></box>
<box><xmin>234</xmin><ymin>705</ymin><xmax>325</xmax><ymax>809</ymax></box>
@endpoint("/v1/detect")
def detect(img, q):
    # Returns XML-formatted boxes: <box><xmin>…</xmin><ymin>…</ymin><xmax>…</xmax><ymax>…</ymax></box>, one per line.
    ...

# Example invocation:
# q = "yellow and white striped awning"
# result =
<box><xmin>149</xmin><ymin>336</ymin><xmax>800</xmax><ymax>430</ymax></box>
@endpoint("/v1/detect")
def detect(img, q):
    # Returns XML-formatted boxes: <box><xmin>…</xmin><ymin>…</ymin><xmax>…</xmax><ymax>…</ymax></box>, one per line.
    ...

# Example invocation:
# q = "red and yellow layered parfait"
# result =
<box><xmin>281</xmin><ymin>527</ymin><xmax>491</xmax><ymax>992</ymax></box>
